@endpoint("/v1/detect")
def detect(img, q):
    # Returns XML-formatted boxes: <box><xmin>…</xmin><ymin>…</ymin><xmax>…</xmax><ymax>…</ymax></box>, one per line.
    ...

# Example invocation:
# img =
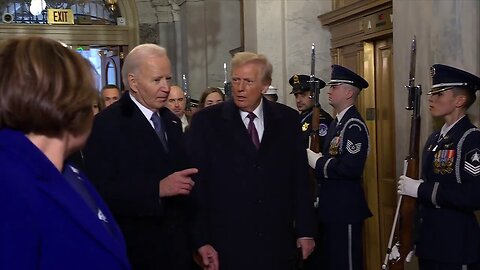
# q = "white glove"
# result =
<box><xmin>397</xmin><ymin>175</ymin><xmax>423</xmax><ymax>198</ymax></box>
<box><xmin>306</xmin><ymin>149</ymin><xmax>322</xmax><ymax>169</ymax></box>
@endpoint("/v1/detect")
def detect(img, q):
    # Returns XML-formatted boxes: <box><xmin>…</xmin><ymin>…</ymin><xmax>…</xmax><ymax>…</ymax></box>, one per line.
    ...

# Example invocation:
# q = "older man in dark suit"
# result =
<box><xmin>84</xmin><ymin>44</ymin><xmax>197</xmax><ymax>270</ymax></box>
<box><xmin>187</xmin><ymin>52</ymin><xmax>316</xmax><ymax>270</ymax></box>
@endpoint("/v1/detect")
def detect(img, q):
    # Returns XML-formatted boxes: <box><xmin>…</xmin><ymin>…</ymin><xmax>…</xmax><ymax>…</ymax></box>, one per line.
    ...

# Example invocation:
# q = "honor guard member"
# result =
<box><xmin>398</xmin><ymin>64</ymin><xmax>480</xmax><ymax>270</ymax></box>
<box><xmin>290</xmin><ymin>74</ymin><xmax>333</xmax><ymax>149</ymax></box>
<box><xmin>306</xmin><ymin>65</ymin><xmax>372</xmax><ymax>270</ymax></box>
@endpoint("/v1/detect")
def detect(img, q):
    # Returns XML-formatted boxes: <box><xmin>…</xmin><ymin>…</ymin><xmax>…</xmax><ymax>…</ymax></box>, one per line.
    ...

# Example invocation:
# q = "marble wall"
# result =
<box><xmin>135</xmin><ymin>0</ymin><xmax>242</xmax><ymax>99</ymax></box>
<box><xmin>244</xmin><ymin>0</ymin><xmax>332</xmax><ymax>110</ymax></box>
<box><xmin>394</xmin><ymin>0</ymin><xmax>480</xmax><ymax>177</ymax></box>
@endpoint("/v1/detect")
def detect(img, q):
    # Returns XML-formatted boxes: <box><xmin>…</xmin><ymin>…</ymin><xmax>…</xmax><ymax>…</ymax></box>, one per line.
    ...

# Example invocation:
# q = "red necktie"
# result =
<box><xmin>247</xmin><ymin>112</ymin><xmax>260</xmax><ymax>149</ymax></box>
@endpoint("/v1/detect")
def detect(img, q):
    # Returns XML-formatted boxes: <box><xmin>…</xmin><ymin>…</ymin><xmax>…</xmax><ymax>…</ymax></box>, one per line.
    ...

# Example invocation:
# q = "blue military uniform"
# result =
<box><xmin>289</xmin><ymin>74</ymin><xmax>333</xmax><ymax>149</ymax></box>
<box><xmin>313</xmin><ymin>65</ymin><xmax>372</xmax><ymax>270</ymax></box>
<box><xmin>415</xmin><ymin>64</ymin><xmax>480</xmax><ymax>269</ymax></box>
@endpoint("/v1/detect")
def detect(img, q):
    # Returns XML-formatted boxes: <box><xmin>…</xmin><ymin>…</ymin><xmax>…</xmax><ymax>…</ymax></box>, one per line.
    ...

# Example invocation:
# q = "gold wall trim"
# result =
<box><xmin>0</xmin><ymin>0</ymin><xmax>138</xmax><ymax>50</ymax></box>
<box><xmin>319</xmin><ymin>0</ymin><xmax>392</xmax><ymax>48</ymax></box>
<box><xmin>0</xmin><ymin>25</ymin><xmax>129</xmax><ymax>45</ymax></box>
<box><xmin>319</xmin><ymin>0</ymin><xmax>391</xmax><ymax>26</ymax></box>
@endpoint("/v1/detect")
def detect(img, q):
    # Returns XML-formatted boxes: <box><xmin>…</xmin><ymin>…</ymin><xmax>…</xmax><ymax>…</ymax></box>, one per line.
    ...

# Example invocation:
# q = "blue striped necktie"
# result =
<box><xmin>151</xmin><ymin>112</ymin><xmax>168</xmax><ymax>152</ymax></box>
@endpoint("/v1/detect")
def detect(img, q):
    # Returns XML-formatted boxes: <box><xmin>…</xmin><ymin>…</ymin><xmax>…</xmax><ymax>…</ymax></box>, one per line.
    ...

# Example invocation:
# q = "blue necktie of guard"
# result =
<box><xmin>247</xmin><ymin>112</ymin><xmax>260</xmax><ymax>149</ymax></box>
<box><xmin>151</xmin><ymin>112</ymin><xmax>168</xmax><ymax>152</ymax></box>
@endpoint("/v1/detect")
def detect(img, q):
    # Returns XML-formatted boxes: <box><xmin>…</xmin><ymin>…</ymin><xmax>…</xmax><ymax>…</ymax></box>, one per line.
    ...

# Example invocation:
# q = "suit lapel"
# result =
<box><xmin>220</xmin><ymin>99</ymin><xmax>281</xmax><ymax>157</ymax></box>
<box><xmin>82</xmin><ymin>178</ymin><xmax>127</xmax><ymax>243</ymax></box>
<box><xmin>258</xmin><ymin>99</ymin><xmax>280</xmax><ymax>155</ymax></box>
<box><xmin>160</xmin><ymin>107</ymin><xmax>183</xmax><ymax>155</ymax></box>
<box><xmin>222</xmin><ymin>100</ymin><xmax>258</xmax><ymax>156</ymax></box>
<box><xmin>120</xmin><ymin>94</ymin><xmax>167</xmax><ymax>156</ymax></box>
<box><xmin>36</xmin><ymin>168</ymin><xmax>127</xmax><ymax>265</ymax></box>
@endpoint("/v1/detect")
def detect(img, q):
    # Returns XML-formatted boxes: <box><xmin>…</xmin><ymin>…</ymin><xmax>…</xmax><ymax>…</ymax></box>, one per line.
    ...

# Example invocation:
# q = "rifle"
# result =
<box><xmin>294</xmin><ymin>43</ymin><xmax>322</xmax><ymax>270</ymax></box>
<box><xmin>223</xmin><ymin>62</ymin><xmax>232</xmax><ymax>99</ymax></box>
<box><xmin>182</xmin><ymin>74</ymin><xmax>191</xmax><ymax>111</ymax></box>
<box><xmin>308</xmin><ymin>43</ymin><xmax>322</xmax><ymax>203</ymax></box>
<box><xmin>309</xmin><ymin>43</ymin><xmax>321</xmax><ymax>153</ymax></box>
<box><xmin>382</xmin><ymin>36</ymin><xmax>422</xmax><ymax>270</ymax></box>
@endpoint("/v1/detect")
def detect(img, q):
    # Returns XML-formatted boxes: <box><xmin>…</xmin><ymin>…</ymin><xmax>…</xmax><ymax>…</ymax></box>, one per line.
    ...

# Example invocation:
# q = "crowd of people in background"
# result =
<box><xmin>1</xmin><ymin>36</ymin><xmax>479</xmax><ymax>270</ymax></box>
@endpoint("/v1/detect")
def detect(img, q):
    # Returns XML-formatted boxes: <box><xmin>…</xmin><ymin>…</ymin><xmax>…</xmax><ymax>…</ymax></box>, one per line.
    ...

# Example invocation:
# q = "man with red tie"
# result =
<box><xmin>187</xmin><ymin>52</ymin><xmax>316</xmax><ymax>270</ymax></box>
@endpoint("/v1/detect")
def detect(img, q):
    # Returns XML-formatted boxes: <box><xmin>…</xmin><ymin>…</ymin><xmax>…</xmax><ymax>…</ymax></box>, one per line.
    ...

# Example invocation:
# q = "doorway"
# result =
<box><xmin>360</xmin><ymin>37</ymin><xmax>396</xmax><ymax>270</ymax></box>
<box><xmin>76</xmin><ymin>45</ymin><xmax>126</xmax><ymax>92</ymax></box>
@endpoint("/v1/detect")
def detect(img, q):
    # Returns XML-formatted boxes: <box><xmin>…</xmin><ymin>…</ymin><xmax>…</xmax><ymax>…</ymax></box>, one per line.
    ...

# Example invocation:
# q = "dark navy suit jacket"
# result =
<box><xmin>187</xmin><ymin>99</ymin><xmax>316</xmax><ymax>270</ymax></box>
<box><xmin>0</xmin><ymin>129</ymin><xmax>130</xmax><ymax>270</ymax></box>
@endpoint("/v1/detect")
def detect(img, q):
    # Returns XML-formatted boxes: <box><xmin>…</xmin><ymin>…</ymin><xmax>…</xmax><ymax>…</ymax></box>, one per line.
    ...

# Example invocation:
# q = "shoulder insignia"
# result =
<box><xmin>318</xmin><ymin>123</ymin><xmax>328</xmax><ymax>136</ymax></box>
<box><xmin>455</xmin><ymin>128</ymin><xmax>480</xmax><ymax>183</ymax></box>
<box><xmin>346</xmin><ymin>140</ymin><xmax>362</xmax><ymax>154</ymax></box>
<box><xmin>465</xmin><ymin>148</ymin><xmax>480</xmax><ymax>176</ymax></box>
<box><xmin>338</xmin><ymin>118</ymin><xmax>370</xmax><ymax>155</ymax></box>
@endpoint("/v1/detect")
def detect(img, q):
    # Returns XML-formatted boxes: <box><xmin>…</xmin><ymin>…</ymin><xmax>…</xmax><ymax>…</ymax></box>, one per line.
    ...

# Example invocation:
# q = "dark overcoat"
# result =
<box><xmin>187</xmin><ymin>99</ymin><xmax>316</xmax><ymax>270</ymax></box>
<box><xmin>84</xmin><ymin>93</ymin><xmax>191</xmax><ymax>270</ymax></box>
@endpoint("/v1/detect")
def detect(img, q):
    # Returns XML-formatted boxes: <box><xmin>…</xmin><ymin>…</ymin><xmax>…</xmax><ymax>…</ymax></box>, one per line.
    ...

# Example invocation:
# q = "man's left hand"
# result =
<box><xmin>297</xmin><ymin>238</ymin><xmax>315</xmax><ymax>259</ymax></box>
<box><xmin>197</xmin><ymin>244</ymin><xmax>219</xmax><ymax>270</ymax></box>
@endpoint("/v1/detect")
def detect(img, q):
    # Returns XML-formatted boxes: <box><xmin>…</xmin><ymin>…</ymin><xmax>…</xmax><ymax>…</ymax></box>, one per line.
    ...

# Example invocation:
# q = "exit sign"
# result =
<box><xmin>47</xmin><ymin>9</ymin><xmax>74</xmax><ymax>25</ymax></box>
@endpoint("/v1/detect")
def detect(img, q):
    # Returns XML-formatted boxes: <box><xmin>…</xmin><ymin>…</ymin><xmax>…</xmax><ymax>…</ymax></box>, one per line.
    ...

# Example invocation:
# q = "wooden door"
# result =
<box><xmin>373</xmin><ymin>37</ymin><xmax>397</xmax><ymax>269</ymax></box>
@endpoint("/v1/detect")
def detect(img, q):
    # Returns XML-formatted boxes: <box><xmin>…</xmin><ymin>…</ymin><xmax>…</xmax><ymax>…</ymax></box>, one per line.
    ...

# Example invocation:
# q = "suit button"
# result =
<box><xmin>257</xmin><ymin>199</ymin><xmax>263</xmax><ymax>204</ymax></box>
<box><xmin>258</xmin><ymin>232</ymin><xmax>263</xmax><ymax>237</ymax></box>
<box><xmin>419</xmin><ymin>218</ymin><xmax>423</xmax><ymax>224</ymax></box>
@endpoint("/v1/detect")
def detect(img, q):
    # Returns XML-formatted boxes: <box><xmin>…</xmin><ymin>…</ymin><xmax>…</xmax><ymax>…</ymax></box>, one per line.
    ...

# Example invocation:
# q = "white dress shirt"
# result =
<box><xmin>335</xmin><ymin>105</ymin><xmax>354</xmax><ymax>124</ymax></box>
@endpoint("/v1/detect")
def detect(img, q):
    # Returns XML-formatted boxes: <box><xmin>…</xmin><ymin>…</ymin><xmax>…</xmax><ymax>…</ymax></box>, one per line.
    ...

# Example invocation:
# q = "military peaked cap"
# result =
<box><xmin>429</xmin><ymin>64</ymin><xmax>480</xmax><ymax>94</ymax></box>
<box><xmin>327</xmin><ymin>64</ymin><xmax>369</xmax><ymax>90</ymax></box>
<box><xmin>289</xmin><ymin>74</ymin><xmax>326</xmax><ymax>94</ymax></box>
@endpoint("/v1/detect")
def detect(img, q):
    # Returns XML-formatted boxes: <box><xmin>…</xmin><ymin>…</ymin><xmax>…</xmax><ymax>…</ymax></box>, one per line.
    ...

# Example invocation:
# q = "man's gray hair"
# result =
<box><xmin>121</xmin><ymin>44</ymin><xmax>168</xmax><ymax>88</ymax></box>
